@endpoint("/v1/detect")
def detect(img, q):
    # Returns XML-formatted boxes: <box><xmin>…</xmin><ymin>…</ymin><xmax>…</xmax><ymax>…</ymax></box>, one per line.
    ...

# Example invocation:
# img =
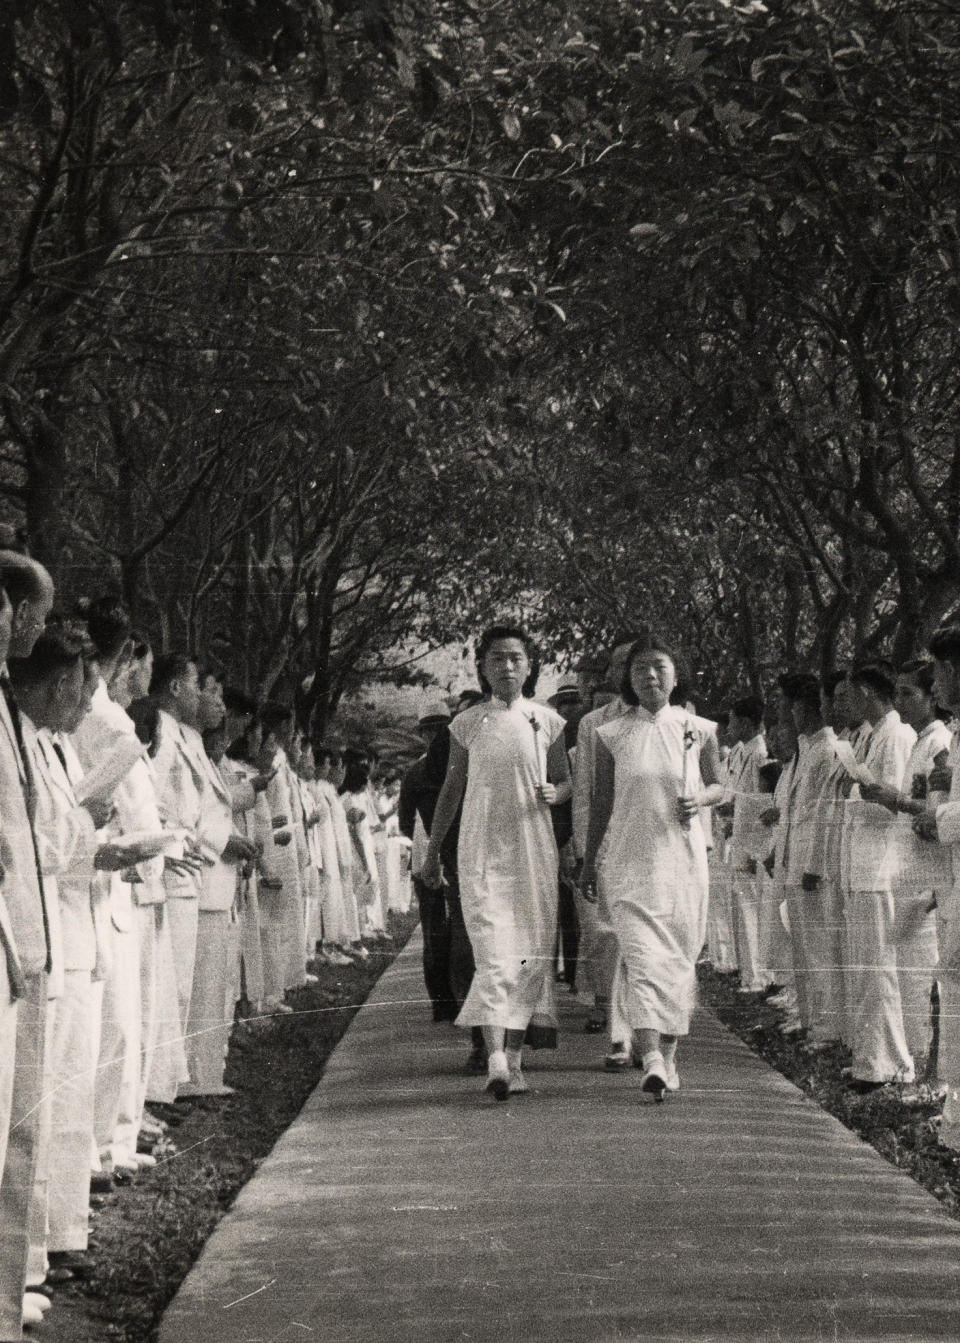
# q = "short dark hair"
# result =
<box><xmin>128</xmin><ymin>696</ymin><xmax>161</xmax><ymax>756</ymax></box>
<box><xmin>260</xmin><ymin>701</ymin><xmax>294</xmax><ymax>737</ymax></box>
<box><xmin>149</xmin><ymin>652</ymin><xmax>195</xmax><ymax>697</ymax></box>
<box><xmin>620</xmin><ymin>634</ymin><xmax>681</xmax><ymax>706</ymax></box>
<box><xmin>899</xmin><ymin>658</ymin><xmax>936</xmax><ymax>696</ymax></box>
<box><xmin>732</xmin><ymin>694</ymin><xmax>764</xmax><ymax>724</ymax></box>
<box><xmin>77</xmin><ymin>593</ymin><xmax>131</xmax><ymax>660</ymax></box>
<box><xmin>608</xmin><ymin>630</ymin><xmax>647</xmax><ymax>658</ymax></box>
<box><xmin>223</xmin><ymin>685</ymin><xmax>257</xmax><ymax>717</ymax></box>
<box><xmin>315</xmin><ymin>743</ymin><xmax>342</xmax><ymax>766</ymax></box>
<box><xmin>340</xmin><ymin>747</ymin><xmax>371</xmax><ymax>794</ymax></box>
<box><xmin>476</xmin><ymin>624</ymin><xmax>540</xmax><ymax>696</ymax></box>
<box><xmin>930</xmin><ymin>625</ymin><xmax>960</xmax><ymax>664</ymax></box>
<box><xmin>778</xmin><ymin>672</ymin><xmax>821</xmax><ymax>712</ymax></box>
<box><xmin>821</xmin><ymin>670</ymin><xmax>847</xmax><ymax>699</ymax></box>
<box><xmin>0</xmin><ymin>552</ymin><xmax>47</xmax><ymax>606</ymax></box>
<box><xmin>129</xmin><ymin>628</ymin><xmax>152</xmax><ymax>660</ymax></box>
<box><xmin>7</xmin><ymin>617</ymin><xmax>91</xmax><ymax>688</ymax></box>
<box><xmin>849</xmin><ymin>661</ymin><xmax>896</xmax><ymax>700</ymax></box>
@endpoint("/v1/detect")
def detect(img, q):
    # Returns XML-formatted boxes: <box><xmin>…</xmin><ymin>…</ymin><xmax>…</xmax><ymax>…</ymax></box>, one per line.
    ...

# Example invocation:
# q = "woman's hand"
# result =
<box><xmin>535</xmin><ymin>782</ymin><xmax>557</xmax><ymax>805</ymax></box>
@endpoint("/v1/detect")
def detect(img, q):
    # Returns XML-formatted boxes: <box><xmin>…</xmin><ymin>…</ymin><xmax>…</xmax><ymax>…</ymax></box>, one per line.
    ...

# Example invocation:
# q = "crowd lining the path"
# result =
<box><xmin>0</xmin><ymin>543</ymin><xmax>413</xmax><ymax>1339</ymax></box>
<box><xmin>403</xmin><ymin>626</ymin><xmax>960</xmax><ymax>1123</ymax></box>
<box><xmin>4</xmin><ymin>531</ymin><xmax>960</xmax><ymax>1339</ymax></box>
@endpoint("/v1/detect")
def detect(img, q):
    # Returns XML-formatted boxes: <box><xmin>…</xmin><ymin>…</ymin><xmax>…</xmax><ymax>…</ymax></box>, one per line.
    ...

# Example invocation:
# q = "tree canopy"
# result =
<box><xmin>1</xmin><ymin>0</ymin><xmax>958</xmax><ymax>720</ymax></box>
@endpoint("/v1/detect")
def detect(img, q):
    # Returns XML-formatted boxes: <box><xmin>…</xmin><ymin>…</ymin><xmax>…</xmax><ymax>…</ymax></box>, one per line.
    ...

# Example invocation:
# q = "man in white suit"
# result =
<box><xmin>150</xmin><ymin>654</ymin><xmax>205</xmax><ymax>1038</ymax></box>
<box><xmin>177</xmin><ymin>669</ymin><xmax>256</xmax><ymax>1096</ymax></box>
<box><xmin>0</xmin><ymin>549</ymin><xmax>54</xmax><ymax>1337</ymax></box>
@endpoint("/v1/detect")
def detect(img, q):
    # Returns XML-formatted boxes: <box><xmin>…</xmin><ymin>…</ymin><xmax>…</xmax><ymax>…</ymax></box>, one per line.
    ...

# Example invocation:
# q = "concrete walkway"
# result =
<box><xmin>160</xmin><ymin>935</ymin><xmax>960</xmax><ymax>1343</ymax></box>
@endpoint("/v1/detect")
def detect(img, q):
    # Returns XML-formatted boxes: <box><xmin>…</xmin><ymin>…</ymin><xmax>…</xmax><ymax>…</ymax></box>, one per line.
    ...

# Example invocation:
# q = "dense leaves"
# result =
<box><xmin>1</xmin><ymin>0</ymin><xmax>958</xmax><ymax>718</ymax></box>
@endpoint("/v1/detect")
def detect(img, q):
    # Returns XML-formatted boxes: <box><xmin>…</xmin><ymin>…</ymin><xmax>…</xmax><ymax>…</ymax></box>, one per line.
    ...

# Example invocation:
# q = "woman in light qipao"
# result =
<box><xmin>422</xmin><ymin>625</ymin><xmax>572</xmax><ymax>1101</ymax></box>
<box><xmin>580</xmin><ymin>635</ymin><xmax>723</xmax><ymax>1100</ymax></box>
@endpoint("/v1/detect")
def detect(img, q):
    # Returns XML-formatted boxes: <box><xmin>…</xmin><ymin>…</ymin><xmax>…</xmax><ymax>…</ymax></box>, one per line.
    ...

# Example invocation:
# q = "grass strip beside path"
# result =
<box><xmin>50</xmin><ymin>911</ymin><xmax>420</xmax><ymax>1343</ymax></box>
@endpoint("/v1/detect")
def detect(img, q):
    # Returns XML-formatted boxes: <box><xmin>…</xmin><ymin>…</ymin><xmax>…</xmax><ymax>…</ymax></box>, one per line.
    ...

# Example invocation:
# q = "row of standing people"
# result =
<box><xmin>402</xmin><ymin>622</ymin><xmax>960</xmax><ymax>1118</ymax></box>
<box><xmin>707</xmin><ymin>647</ymin><xmax>960</xmax><ymax>1136</ymax></box>
<box><xmin>0</xmin><ymin>550</ymin><xmax>409</xmax><ymax>1340</ymax></box>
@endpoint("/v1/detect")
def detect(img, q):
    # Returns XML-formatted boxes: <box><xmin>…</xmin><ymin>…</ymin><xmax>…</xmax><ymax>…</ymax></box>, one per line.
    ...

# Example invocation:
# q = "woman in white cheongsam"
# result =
<box><xmin>581</xmin><ymin>636</ymin><xmax>723</xmax><ymax>1100</ymax></box>
<box><xmin>423</xmin><ymin>625</ymin><xmax>572</xmax><ymax>1101</ymax></box>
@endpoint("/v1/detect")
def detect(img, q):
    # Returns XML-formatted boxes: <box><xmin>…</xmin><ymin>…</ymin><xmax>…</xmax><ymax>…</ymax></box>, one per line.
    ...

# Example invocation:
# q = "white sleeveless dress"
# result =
<box><xmin>451</xmin><ymin>697</ymin><xmax>565</xmax><ymax>1032</ymax></box>
<box><xmin>598</xmin><ymin>705</ymin><xmax>714</xmax><ymax>1037</ymax></box>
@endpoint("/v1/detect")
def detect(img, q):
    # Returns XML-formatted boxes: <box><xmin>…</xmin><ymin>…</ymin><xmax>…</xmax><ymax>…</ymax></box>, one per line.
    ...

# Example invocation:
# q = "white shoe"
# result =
<box><xmin>639</xmin><ymin>1051</ymin><xmax>668</xmax><ymax>1101</ymax></box>
<box><xmin>327</xmin><ymin>950</ymin><xmax>353</xmax><ymax>966</ymax></box>
<box><xmin>24</xmin><ymin>1293</ymin><xmax>51</xmax><ymax>1314</ymax></box>
<box><xmin>507</xmin><ymin>1066</ymin><xmax>528</xmax><ymax>1094</ymax></box>
<box><xmin>22</xmin><ymin>1300</ymin><xmax>44</xmax><ymax>1327</ymax></box>
<box><xmin>303</xmin><ymin>972</ymin><xmax>319</xmax><ymax>984</ymax></box>
<box><xmin>485</xmin><ymin>1050</ymin><xmax>510</xmax><ymax>1102</ymax></box>
<box><xmin>664</xmin><ymin>1060</ymin><xmax>680</xmax><ymax>1092</ymax></box>
<box><xmin>133</xmin><ymin>1152</ymin><xmax>157</xmax><ymax>1169</ymax></box>
<box><xmin>351</xmin><ymin>944</ymin><xmax>370</xmax><ymax>961</ymax></box>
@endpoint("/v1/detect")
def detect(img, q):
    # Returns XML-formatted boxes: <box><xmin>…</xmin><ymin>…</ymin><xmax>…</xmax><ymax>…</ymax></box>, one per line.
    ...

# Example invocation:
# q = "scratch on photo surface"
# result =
<box><xmin>154</xmin><ymin>1133</ymin><xmax>215</xmax><ymax>1165</ymax></box>
<box><xmin>223</xmin><ymin>1277</ymin><xmax>276</xmax><ymax>1309</ymax></box>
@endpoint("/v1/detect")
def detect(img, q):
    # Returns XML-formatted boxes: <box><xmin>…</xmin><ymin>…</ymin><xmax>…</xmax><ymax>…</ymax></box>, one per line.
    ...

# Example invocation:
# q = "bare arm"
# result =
<box><xmin>537</xmin><ymin>735</ymin><xmax>573</xmax><ymax>806</ymax></box>
<box><xmin>421</xmin><ymin>738</ymin><xmax>468</xmax><ymax>885</ymax></box>
<box><xmin>580</xmin><ymin>739</ymin><xmax>615</xmax><ymax>886</ymax></box>
<box><xmin>696</xmin><ymin>733</ymin><xmax>725</xmax><ymax>807</ymax></box>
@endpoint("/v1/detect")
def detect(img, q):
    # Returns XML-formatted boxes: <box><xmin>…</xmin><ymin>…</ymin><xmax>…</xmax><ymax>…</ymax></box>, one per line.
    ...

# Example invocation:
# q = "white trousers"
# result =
<box><xmin>892</xmin><ymin>882</ymin><xmax>939</xmax><ymax>1070</ymax></box>
<box><xmin>93</xmin><ymin>917</ymin><xmax>142</xmax><ymax>1166</ymax></box>
<box><xmin>145</xmin><ymin>903</ymin><xmax>189</xmax><ymax>1103</ymax></box>
<box><xmin>845</xmin><ymin>888</ymin><xmax>915</xmax><ymax>1083</ymax></box>
<box><xmin>784</xmin><ymin>881</ymin><xmax>845</xmax><ymax>1042</ymax></box>
<box><xmin>46</xmin><ymin>971</ymin><xmax>96</xmax><ymax>1253</ymax></box>
<box><xmin>180</xmin><ymin>910</ymin><xmax>234</xmax><ymax>1097</ymax></box>
<box><xmin>730</xmin><ymin>870</ymin><xmax>764</xmax><ymax>993</ymax></box>
<box><xmin>705</xmin><ymin>854</ymin><xmax>737</xmax><ymax>972</ymax></box>
<box><xmin>0</xmin><ymin>976</ymin><xmax>45</xmax><ymax>1339</ymax></box>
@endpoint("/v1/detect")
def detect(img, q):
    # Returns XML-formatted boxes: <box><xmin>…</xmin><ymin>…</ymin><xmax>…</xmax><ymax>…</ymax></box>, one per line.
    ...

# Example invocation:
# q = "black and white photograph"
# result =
<box><xmin>1</xmin><ymin>1</ymin><xmax>960</xmax><ymax>1339</ymax></box>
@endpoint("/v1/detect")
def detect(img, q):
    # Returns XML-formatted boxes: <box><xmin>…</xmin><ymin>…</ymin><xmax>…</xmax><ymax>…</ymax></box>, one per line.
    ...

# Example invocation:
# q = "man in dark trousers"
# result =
<box><xmin>399</xmin><ymin>692</ymin><xmax>487</xmax><ymax>1072</ymax></box>
<box><xmin>399</xmin><ymin>707</ymin><xmax>454</xmax><ymax>1022</ymax></box>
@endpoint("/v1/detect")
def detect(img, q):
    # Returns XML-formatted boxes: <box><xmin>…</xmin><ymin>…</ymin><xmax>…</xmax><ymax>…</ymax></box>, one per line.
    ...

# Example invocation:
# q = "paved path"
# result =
<box><xmin>160</xmin><ymin>935</ymin><xmax>960</xmax><ymax>1343</ymax></box>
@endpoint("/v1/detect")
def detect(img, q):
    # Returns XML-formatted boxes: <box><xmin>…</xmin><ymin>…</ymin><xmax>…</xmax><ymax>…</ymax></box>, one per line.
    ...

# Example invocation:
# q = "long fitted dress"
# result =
<box><xmin>598</xmin><ymin>705</ymin><xmax>716</xmax><ymax>1037</ymax></box>
<box><xmin>451</xmin><ymin>697</ymin><xmax>565</xmax><ymax>1032</ymax></box>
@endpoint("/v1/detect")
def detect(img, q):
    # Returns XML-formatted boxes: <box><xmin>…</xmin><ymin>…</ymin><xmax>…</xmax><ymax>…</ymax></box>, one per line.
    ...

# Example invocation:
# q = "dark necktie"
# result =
<box><xmin>1</xmin><ymin>677</ymin><xmax>53</xmax><ymax>972</ymax></box>
<box><xmin>51</xmin><ymin>739</ymin><xmax>68</xmax><ymax>776</ymax></box>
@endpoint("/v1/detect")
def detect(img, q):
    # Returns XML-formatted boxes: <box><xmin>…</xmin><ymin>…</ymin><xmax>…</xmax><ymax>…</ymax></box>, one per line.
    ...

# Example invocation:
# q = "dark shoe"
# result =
<box><xmin>465</xmin><ymin>1046</ymin><xmax>488</xmax><ymax>1075</ymax></box>
<box><xmin>48</xmin><ymin>1251</ymin><xmax>95</xmax><ymax>1281</ymax></box>
<box><xmin>584</xmin><ymin>1012</ymin><xmax>607</xmax><ymax>1035</ymax></box>
<box><xmin>89</xmin><ymin>1173</ymin><xmax>113</xmax><ymax>1195</ymax></box>
<box><xmin>847</xmin><ymin>1078</ymin><xmax>889</xmax><ymax>1095</ymax></box>
<box><xmin>639</xmin><ymin>1054</ymin><xmax>668</xmax><ymax>1102</ymax></box>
